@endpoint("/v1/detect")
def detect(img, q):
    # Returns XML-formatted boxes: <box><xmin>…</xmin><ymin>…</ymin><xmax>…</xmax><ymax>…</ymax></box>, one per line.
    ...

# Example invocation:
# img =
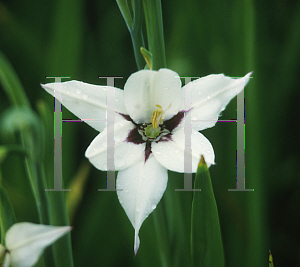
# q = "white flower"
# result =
<box><xmin>0</xmin><ymin>222</ymin><xmax>71</xmax><ymax>267</ymax></box>
<box><xmin>41</xmin><ymin>68</ymin><xmax>251</xmax><ymax>255</ymax></box>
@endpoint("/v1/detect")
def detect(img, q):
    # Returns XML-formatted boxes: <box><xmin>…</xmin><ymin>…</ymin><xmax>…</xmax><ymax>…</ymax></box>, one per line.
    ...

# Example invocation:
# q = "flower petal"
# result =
<box><xmin>183</xmin><ymin>72</ymin><xmax>251</xmax><ymax>131</ymax></box>
<box><xmin>5</xmin><ymin>222</ymin><xmax>71</xmax><ymax>267</ymax></box>
<box><xmin>41</xmin><ymin>81</ymin><xmax>127</xmax><ymax>132</ymax></box>
<box><xmin>116</xmin><ymin>156</ymin><xmax>168</xmax><ymax>255</ymax></box>
<box><xmin>85</xmin><ymin>120</ymin><xmax>145</xmax><ymax>170</ymax></box>
<box><xmin>152</xmin><ymin>127</ymin><xmax>215</xmax><ymax>173</ymax></box>
<box><xmin>124</xmin><ymin>69</ymin><xmax>183</xmax><ymax>124</ymax></box>
<box><xmin>3</xmin><ymin>253</ymin><xmax>11</xmax><ymax>267</ymax></box>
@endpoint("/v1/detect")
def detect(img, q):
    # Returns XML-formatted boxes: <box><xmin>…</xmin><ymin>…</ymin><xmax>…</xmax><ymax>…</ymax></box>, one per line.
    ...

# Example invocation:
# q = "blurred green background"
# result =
<box><xmin>1</xmin><ymin>0</ymin><xmax>300</xmax><ymax>266</ymax></box>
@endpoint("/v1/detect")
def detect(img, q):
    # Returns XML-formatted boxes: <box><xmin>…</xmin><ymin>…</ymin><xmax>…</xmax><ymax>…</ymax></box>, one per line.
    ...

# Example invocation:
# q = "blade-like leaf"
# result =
<box><xmin>269</xmin><ymin>250</ymin><xmax>274</xmax><ymax>267</ymax></box>
<box><xmin>0</xmin><ymin>51</ymin><xmax>30</xmax><ymax>108</ymax></box>
<box><xmin>191</xmin><ymin>155</ymin><xmax>224</xmax><ymax>266</ymax></box>
<box><xmin>0</xmin><ymin>183</ymin><xmax>17</xmax><ymax>245</ymax></box>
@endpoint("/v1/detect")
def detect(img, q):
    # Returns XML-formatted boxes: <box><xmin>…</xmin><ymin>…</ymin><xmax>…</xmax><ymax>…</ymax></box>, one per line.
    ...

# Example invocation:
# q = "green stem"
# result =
<box><xmin>243</xmin><ymin>1</ymin><xmax>266</xmax><ymax>266</ymax></box>
<box><xmin>21</xmin><ymin>132</ymin><xmax>56</xmax><ymax>267</ymax></box>
<box><xmin>37</xmin><ymin>100</ymin><xmax>74</xmax><ymax>267</ymax></box>
<box><xmin>48</xmin><ymin>191</ymin><xmax>74</xmax><ymax>267</ymax></box>
<box><xmin>131</xmin><ymin>0</ymin><xmax>146</xmax><ymax>69</ymax></box>
<box><xmin>142</xmin><ymin>0</ymin><xmax>166</xmax><ymax>70</ymax></box>
<box><xmin>117</xmin><ymin>0</ymin><xmax>145</xmax><ymax>69</ymax></box>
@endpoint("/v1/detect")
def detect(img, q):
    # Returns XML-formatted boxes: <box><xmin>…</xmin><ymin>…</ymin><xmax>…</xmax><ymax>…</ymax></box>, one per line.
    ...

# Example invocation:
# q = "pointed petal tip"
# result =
<box><xmin>133</xmin><ymin>234</ymin><xmax>140</xmax><ymax>257</ymax></box>
<box><xmin>241</xmin><ymin>71</ymin><xmax>253</xmax><ymax>87</ymax></box>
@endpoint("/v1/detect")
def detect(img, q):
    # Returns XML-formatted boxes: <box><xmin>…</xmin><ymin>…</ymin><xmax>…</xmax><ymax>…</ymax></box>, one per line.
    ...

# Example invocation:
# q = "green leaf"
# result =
<box><xmin>116</xmin><ymin>0</ymin><xmax>133</xmax><ymax>30</ymax></box>
<box><xmin>36</xmin><ymin>101</ymin><xmax>74</xmax><ymax>267</ymax></box>
<box><xmin>269</xmin><ymin>250</ymin><xmax>274</xmax><ymax>267</ymax></box>
<box><xmin>0</xmin><ymin>51</ymin><xmax>30</xmax><ymax>108</ymax></box>
<box><xmin>0</xmin><ymin>107</ymin><xmax>57</xmax><ymax>267</ymax></box>
<box><xmin>0</xmin><ymin>183</ymin><xmax>17</xmax><ymax>245</ymax></box>
<box><xmin>191</xmin><ymin>155</ymin><xmax>225</xmax><ymax>267</ymax></box>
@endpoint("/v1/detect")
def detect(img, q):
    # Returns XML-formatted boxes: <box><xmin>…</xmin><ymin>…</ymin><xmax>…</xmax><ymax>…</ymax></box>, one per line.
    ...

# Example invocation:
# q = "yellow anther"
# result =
<box><xmin>151</xmin><ymin>105</ymin><xmax>164</xmax><ymax>129</ymax></box>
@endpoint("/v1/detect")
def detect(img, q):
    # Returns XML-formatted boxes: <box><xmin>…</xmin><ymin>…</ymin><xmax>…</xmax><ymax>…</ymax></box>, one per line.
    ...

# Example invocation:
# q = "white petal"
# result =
<box><xmin>152</xmin><ymin>127</ymin><xmax>215</xmax><ymax>173</ymax></box>
<box><xmin>5</xmin><ymin>222</ymin><xmax>71</xmax><ymax>267</ymax></box>
<box><xmin>85</xmin><ymin>120</ymin><xmax>145</xmax><ymax>171</ymax></box>
<box><xmin>3</xmin><ymin>253</ymin><xmax>11</xmax><ymax>267</ymax></box>
<box><xmin>183</xmin><ymin>72</ymin><xmax>251</xmax><ymax>131</ymax></box>
<box><xmin>123</xmin><ymin>69</ymin><xmax>183</xmax><ymax>124</ymax></box>
<box><xmin>116</xmin><ymin>156</ymin><xmax>168</xmax><ymax>255</ymax></box>
<box><xmin>41</xmin><ymin>81</ymin><xmax>127</xmax><ymax>132</ymax></box>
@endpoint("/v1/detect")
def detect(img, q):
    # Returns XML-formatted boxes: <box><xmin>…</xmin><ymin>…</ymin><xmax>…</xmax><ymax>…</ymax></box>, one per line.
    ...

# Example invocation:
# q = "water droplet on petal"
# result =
<box><xmin>151</xmin><ymin>204</ymin><xmax>156</xmax><ymax>210</ymax></box>
<box><xmin>156</xmin><ymin>151</ymin><xmax>162</xmax><ymax>155</ymax></box>
<box><xmin>125</xmin><ymin>189</ymin><xmax>129</xmax><ymax>193</ymax></box>
<box><xmin>175</xmin><ymin>150</ymin><xmax>179</xmax><ymax>154</ymax></box>
<box><xmin>206</xmin><ymin>95</ymin><xmax>211</xmax><ymax>99</ymax></box>
<box><xmin>136</xmin><ymin>208</ymin><xmax>140</xmax><ymax>213</ymax></box>
<box><xmin>115</xmin><ymin>98</ymin><xmax>119</xmax><ymax>102</ymax></box>
<box><xmin>82</xmin><ymin>94</ymin><xmax>88</xmax><ymax>99</ymax></box>
<box><xmin>198</xmin><ymin>91</ymin><xmax>202</xmax><ymax>95</ymax></box>
<box><xmin>75</xmin><ymin>89</ymin><xmax>81</xmax><ymax>95</ymax></box>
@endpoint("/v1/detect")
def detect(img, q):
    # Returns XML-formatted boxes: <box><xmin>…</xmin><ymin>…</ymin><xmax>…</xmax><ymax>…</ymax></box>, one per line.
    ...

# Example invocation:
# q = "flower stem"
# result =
<box><xmin>142</xmin><ymin>0</ymin><xmax>166</xmax><ymax>70</ymax></box>
<box><xmin>130</xmin><ymin>0</ymin><xmax>146</xmax><ymax>69</ymax></box>
<box><xmin>116</xmin><ymin>0</ymin><xmax>145</xmax><ymax>69</ymax></box>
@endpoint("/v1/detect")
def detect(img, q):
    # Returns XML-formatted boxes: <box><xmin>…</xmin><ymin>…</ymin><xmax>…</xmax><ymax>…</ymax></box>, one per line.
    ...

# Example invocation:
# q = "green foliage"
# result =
<box><xmin>0</xmin><ymin>0</ymin><xmax>299</xmax><ymax>266</ymax></box>
<box><xmin>191</xmin><ymin>156</ymin><xmax>224</xmax><ymax>266</ymax></box>
<box><xmin>0</xmin><ymin>183</ymin><xmax>17</xmax><ymax>245</ymax></box>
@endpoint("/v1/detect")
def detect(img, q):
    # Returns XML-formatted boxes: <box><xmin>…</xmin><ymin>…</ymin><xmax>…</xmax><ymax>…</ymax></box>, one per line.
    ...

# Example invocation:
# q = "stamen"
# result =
<box><xmin>151</xmin><ymin>105</ymin><xmax>164</xmax><ymax>129</ymax></box>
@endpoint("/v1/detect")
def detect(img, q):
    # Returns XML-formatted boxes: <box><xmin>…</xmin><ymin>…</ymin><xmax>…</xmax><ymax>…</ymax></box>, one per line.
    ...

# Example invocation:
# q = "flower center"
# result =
<box><xmin>137</xmin><ymin>105</ymin><xmax>170</xmax><ymax>142</ymax></box>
